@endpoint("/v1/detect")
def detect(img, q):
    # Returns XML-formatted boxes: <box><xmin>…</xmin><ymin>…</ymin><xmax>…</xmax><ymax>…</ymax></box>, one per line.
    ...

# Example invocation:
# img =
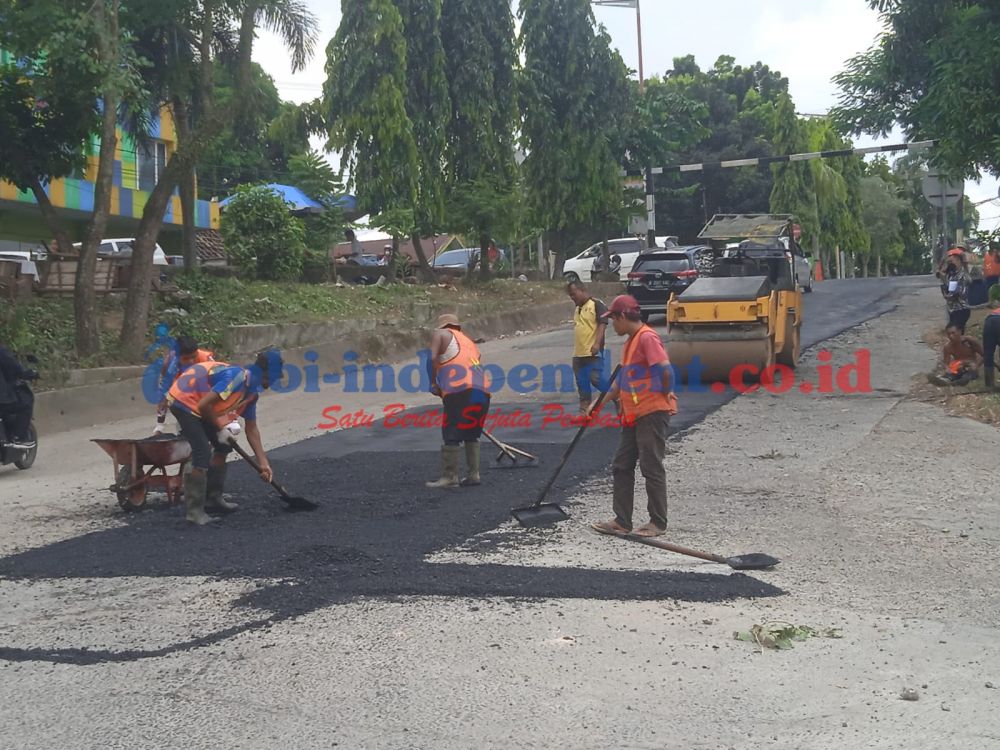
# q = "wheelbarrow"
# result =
<box><xmin>92</xmin><ymin>434</ymin><xmax>191</xmax><ymax>512</ymax></box>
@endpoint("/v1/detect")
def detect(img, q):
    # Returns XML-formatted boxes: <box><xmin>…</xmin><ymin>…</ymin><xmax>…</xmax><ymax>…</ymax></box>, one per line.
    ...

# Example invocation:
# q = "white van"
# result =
<box><xmin>72</xmin><ymin>238</ymin><xmax>169</xmax><ymax>266</ymax></box>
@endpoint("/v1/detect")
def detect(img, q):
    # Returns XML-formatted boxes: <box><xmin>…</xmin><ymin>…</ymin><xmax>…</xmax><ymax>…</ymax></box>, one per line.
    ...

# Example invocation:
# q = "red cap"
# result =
<box><xmin>947</xmin><ymin>247</ymin><xmax>964</xmax><ymax>257</ymax></box>
<box><xmin>601</xmin><ymin>294</ymin><xmax>641</xmax><ymax>319</ymax></box>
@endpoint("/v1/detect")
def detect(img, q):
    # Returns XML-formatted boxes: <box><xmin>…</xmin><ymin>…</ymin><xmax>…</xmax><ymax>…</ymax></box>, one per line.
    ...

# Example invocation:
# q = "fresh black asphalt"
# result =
<box><xmin>0</xmin><ymin>277</ymin><xmax>933</xmax><ymax>665</ymax></box>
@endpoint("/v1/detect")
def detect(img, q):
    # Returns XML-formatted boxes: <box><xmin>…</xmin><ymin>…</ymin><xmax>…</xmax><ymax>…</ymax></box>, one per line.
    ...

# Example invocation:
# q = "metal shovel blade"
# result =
<box><xmin>279</xmin><ymin>493</ymin><xmax>318</xmax><ymax>512</ymax></box>
<box><xmin>492</xmin><ymin>455</ymin><xmax>540</xmax><ymax>469</ymax></box>
<box><xmin>724</xmin><ymin>553</ymin><xmax>780</xmax><ymax>570</ymax></box>
<box><xmin>511</xmin><ymin>503</ymin><xmax>569</xmax><ymax>527</ymax></box>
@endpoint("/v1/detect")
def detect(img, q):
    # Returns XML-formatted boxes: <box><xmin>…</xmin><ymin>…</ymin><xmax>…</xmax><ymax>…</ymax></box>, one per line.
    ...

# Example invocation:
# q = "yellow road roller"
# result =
<box><xmin>666</xmin><ymin>214</ymin><xmax>804</xmax><ymax>383</ymax></box>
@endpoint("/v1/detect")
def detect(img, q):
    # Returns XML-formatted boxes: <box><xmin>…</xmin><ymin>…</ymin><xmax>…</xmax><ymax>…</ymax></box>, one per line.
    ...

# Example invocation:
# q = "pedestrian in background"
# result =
<box><xmin>567</xmin><ymin>280</ymin><xmax>608</xmax><ymax>415</ymax></box>
<box><xmin>942</xmin><ymin>247</ymin><xmax>971</xmax><ymax>333</ymax></box>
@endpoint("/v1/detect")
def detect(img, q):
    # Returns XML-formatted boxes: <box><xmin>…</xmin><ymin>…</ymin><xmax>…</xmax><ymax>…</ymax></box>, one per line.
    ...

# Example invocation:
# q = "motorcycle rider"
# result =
<box><xmin>0</xmin><ymin>342</ymin><xmax>39</xmax><ymax>450</ymax></box>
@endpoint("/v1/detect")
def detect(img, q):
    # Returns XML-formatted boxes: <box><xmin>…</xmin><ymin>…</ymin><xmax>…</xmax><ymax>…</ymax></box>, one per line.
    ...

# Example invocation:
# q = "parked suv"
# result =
<box><xmin>626</xmin><ymin>246</ymin><xmax>711</xmax><ymax>322</ymax></box>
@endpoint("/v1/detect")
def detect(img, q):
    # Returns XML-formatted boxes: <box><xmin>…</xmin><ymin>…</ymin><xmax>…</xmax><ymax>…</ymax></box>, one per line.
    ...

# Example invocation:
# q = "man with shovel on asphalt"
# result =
<box><xmin>591</xmin><ymin>295</ymin><xmax>676</xmax><ymax>539</ymax></box>
<box><xmin>167</xmin><ymin>349</ymin><xmax>283</xmax><ymax>524</ymax></box>
<box><xmin>425</xmin><ymin>314</ymin><xmax>492</xmax><ymax>489</ymax></box>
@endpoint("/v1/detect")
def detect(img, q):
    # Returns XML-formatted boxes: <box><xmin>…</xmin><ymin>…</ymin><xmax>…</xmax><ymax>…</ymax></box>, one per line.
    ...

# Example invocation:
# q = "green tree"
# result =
<box><xmin>395</xmin><ymin>0</ymin><xmax>450</xmax><ymax>281</ymax></box>
<box><xmin>518</xmin><ymin>0</ymin><xmax>628</xmax><ymax>272</ymax></box>
<box><xmin>0</xmin><ymin>0</ymin><xmax>141</xmax><ymax>357</ymax></box>
<box><xmin>656</xmin><ymin>56</ymin><xmax>788</xmax><ymax>242</ymax></box>
<box><xmin>323</xmin><ymin>0</ymin><xmax>418</xmax><ymax>247</ymax></box>
<box><xmin>288</xmin><ymin>150</ymin><xmax>347</xmax><ymax>282</ymax></box>
<box><xmin>119</xmin><ymin>0</ymin><xmax>318</xmax><ymax>356</ymax></box>
<box><xmin>441</xmin><ymin>0</ymin><xmax>518</xmax><ymax>281</ymax></box>
<box><xmin>832</xmin><ymin>1</ymin><xmax>1000</xmax><ymax>179</ymax></box>
<box><xmin>220</xmin><ymin>184</ymin><xmax>305</xmax><ymax>280</ymax></box>
<box><xmin>859</xmin><ymin>174</ymin><xmax>907</xmax><ymax>277</ymax></box>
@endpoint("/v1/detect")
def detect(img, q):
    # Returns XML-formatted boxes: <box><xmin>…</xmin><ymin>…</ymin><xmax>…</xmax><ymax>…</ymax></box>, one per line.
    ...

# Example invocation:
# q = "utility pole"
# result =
<box><xmin>594</xmin><ymin>0</ymin><xmax>655</xmax><ymax>248</ymax></box>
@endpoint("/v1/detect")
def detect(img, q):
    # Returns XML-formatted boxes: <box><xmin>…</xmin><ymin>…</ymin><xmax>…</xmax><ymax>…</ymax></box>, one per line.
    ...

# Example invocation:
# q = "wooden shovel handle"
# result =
<box><xmin>623</xmin><ymin>534</ymin><xmax>729</xmax><ymax>565</ymax></box>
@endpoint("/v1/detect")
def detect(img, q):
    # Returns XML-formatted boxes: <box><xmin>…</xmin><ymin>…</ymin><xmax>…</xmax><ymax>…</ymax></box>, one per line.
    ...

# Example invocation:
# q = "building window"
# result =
<box><xmin>137</xmin><ymin>140</ymin><xmax>167</xmax><ymax>192</ymax></box>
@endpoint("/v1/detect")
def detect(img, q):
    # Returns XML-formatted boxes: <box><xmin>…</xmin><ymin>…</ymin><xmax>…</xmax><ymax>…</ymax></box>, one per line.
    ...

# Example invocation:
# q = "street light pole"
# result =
<box><xmin>594</xmin><ymin>0</ymin><xmax>655</xmax><ymax>248</ymax></box>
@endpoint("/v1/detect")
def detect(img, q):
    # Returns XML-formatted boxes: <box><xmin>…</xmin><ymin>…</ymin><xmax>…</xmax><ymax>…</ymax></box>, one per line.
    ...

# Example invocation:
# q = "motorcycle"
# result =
<box><xmin>0</xmin><ymin>353</ymin><xmax>39</xmax><ymax>471</ymax></box>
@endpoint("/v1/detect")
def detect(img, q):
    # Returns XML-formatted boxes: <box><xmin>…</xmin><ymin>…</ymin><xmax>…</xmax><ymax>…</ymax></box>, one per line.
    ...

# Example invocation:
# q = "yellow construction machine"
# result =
<box><xmin>666</xmin><ymin>214</ymin><xmax>804</xmax><ymax>383</ymax></box>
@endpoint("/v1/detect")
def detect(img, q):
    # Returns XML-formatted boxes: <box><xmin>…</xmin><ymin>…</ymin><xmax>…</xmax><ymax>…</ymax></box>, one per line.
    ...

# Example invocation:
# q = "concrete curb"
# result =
<box><xmin>33</xmin><ymin>297</ymin><xmax>592</xmax><ymax>435</ymax></box>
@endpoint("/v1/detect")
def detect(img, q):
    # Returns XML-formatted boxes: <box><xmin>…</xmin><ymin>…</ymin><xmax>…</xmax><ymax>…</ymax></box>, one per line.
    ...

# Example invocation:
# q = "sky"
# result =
<box><xmin>252</xmin><ymin>0</ymin><xmax>1000</xmax><ymax>233</ymax></box>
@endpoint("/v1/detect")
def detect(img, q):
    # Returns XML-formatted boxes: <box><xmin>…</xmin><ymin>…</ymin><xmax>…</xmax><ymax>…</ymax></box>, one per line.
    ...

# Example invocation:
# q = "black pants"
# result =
<box><xmin>442</xmin><ymin>389</ymin><xmax>490</xmax><ymax>445</ymax></box>
<box><xmin>948</xmin><ymin>308</ymin><xmax>971</xmax><ymax>333</ymax></box>
<box><xmin>170</xmin><ymin>405</ymin><xmax>232</xmax><ymax>470</ymax></box>
<box><xmin>983</xmin><ymin>314</ymin><xmax>1000</xmax><ymax>388</ymax></box>
<box><xmin>0</xmin><ymin>401</ymin><xmax>31</xmax><ymax>442</ymax></box>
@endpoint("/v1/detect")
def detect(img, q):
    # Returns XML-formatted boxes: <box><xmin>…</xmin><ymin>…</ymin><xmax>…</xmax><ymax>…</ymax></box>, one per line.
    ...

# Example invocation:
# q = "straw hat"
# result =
<box><xmin>436</xmin><ymin>313</ymin><xmax>461</xmax><ymax>329</ymax></box>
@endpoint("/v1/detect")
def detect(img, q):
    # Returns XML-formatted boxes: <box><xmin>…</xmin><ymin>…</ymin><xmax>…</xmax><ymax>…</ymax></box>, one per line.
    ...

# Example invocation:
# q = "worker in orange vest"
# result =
<box><xmin>591</xmin><ymin>295</ymin><xmax>677</xmax><ymax>538</ymax></box>
<box><xmin>425</xmin><ymin>313</ymin><xmax>491</xmax><ymax>488</ymax></box>
<box><xmin>154</xmin><ymin>335</ymin><xmax>215</xmax><ymax>434</ymax></box>
<box><xmin>167</xmin><ymin>349</ymin><xmax>283</xmax><ymax>524</ymax></box>
<box><xmin>985</xmin><ymin>242</ymin><xmax>1000</xmax><ymax>293</ymax></box>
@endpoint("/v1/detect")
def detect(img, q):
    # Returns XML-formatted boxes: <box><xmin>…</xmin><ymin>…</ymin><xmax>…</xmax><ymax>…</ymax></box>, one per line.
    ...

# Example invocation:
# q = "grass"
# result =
<box><xmin>0</xmin><ymin>275</ymin><xmax>569</xmax><ymax>387</ymax></box>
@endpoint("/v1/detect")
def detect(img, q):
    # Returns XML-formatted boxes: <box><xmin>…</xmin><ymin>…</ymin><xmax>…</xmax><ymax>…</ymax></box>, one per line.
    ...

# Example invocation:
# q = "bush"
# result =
<box><xmin>220</xmin><ymin>185</ymin><xmax>306</xmax><ymax>281</ymax></box>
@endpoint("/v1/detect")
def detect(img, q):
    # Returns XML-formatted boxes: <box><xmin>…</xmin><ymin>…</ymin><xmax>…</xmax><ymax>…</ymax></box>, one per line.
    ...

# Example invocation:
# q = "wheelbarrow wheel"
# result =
<box><xmin>116</xmin><ymin>465</ymin><xmax>148</xmax><ymax>512</ymax></box>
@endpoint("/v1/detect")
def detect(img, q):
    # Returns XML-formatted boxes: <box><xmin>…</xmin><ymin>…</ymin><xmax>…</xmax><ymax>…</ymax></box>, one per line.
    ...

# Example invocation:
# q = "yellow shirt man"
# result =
<box><xmin>567</xmin><ymin>282</ymin><xmax>608</xmax><ymax>413</ymax></box>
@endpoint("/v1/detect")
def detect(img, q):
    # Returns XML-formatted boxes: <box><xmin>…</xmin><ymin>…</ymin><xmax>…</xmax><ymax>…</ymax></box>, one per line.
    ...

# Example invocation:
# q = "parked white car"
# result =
<box><xmin>72</xmin><ymin>238</ymin><xmax>169</xmax><ymax>266</ymax></box>
<box><xmin>564</xmin><ymin>237</ymin><xmax>677</xmax><ymax>283</ymax></box>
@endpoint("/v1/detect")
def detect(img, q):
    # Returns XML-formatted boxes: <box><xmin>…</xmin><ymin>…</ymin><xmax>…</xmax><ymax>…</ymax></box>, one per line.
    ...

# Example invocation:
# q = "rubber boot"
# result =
<box><xmin>205</xmin><ymin>462</ymin><xmax>239</xmax><ymax>513</ymax></box>
<box><xmin>185</xmin><ymin>472</ymin><xmax>216</xmax><ymax>525</ymax></box>
<box><xmin>425</xmin><ymin>445</ymin><xmax>461</xmax><ymax>488</ymax></box>
<box><xmin>460</xmin><ymin>441</ymin><xmax>481</xmax><ymax>486</ymax></box>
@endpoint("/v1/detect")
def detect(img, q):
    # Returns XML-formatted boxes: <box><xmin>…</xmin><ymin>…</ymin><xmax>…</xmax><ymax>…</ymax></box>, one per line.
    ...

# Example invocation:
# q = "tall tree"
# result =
<box><xmin>832</xmin><ymin>1</ymin><xmax>1000</xmax><ymax>178</ymax></box>
<box><xmin>518</xmin><ymin>0</ymin><xmax>626</xmax><ymax>271</ymax></box>
<box><xmin>859</xmin><ymin>174</ymin><xmax>907</xmax><ymax>277</ymax></box>
<box><xmin>656</xmin><ymin>56</ymin><xmax>788</xmax><ymax>241</ymax></box>
<box><xmin>441</xmin><ymin>0</ymin><xmax>518</xmax><ymax>281</ymax></box>
<box><xmin>0</xmin><ymin>0</ymin><xmax>140</xmax><ymax>356</ymax></box>
<box><xmin>119</xmin><ymin>0</ymin><xmax>318</xmax><ymax>356</ymax></box>
<box><xmin>395</xmin><ymin>0</ymin><xmax>450</xmax><ymax>281</ymax></box>
<box><xmin>323</xmin><ymin>0</ymin><xmax>418</xmax><ymax>265</ymax></box>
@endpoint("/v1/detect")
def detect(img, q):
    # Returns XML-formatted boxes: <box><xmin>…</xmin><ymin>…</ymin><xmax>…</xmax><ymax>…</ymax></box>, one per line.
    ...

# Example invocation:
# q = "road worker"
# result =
<box><xmin>167</xmin><ymin>349</ymin><xmax>282</xmax><ymax>524</ymax></box>
<box><xmin>425</xmin><ymin>314</ymin><xmax>491</xmax><ymax>488</ymax></box>
<box><xmin>154</xmin><ymin>335</ymin><xmax>214</xmax><ymax>434</ymax></box>
<box><xmin>567</xmin><ymin>280</ymin><xmax>609</xmax><ymax>416</ymax></box>
<box><xmin>591</xmin><ymin>295</ymin><xmax>677</xmax><ymax>538</ymax></box>
<box><xmin>928</xmin><ymin>323</ymin><xmax>983</xmax><ymax>386</ymax></box>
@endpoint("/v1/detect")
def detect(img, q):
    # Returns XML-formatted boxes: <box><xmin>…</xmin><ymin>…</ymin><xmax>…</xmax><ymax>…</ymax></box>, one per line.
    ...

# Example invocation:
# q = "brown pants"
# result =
<box><xmin>612</xmin><ymin>411</ymin><xmax>669</xmax><ymax>530</ymax></box>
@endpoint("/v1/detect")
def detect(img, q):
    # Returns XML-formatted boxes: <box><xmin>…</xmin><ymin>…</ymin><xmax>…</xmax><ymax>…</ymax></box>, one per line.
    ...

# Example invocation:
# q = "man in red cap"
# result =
<box><xmin>591</xmin><ymin>294</ymin><xmax>677</xmax><ymax>538</ymax></box>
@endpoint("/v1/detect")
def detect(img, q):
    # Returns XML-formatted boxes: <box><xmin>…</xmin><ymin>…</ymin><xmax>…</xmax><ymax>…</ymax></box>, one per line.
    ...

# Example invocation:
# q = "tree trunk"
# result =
<box><xmin>120</xmin><ymin>0</ymin><xmax>229</xmax><ymax>355</ymax></box>
<box><xmin>70</xmin><ymin>0</ymin><xmax>120</xmax><ymax>357</ymax></box>
<box><xmin>173</xmin><ymin>97</ymin><xmax>198</xmax><ymax>271</ymax></box>
<box><xmin>876</xmin><ymin>249</ymin><xmax>883</xmax><ymax>278</ymax></box>
<box><xmin>410</xmin><ymin>232</ymin><xmax>434</xmax><ymax>283</ymax></box>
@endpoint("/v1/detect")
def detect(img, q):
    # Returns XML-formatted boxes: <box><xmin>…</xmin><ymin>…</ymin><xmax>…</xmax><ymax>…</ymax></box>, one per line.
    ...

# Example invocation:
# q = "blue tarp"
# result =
<box><xmin>219</xmin><ymin>183</ymin><xmax>356</xmax><ymax>215</ymax></box>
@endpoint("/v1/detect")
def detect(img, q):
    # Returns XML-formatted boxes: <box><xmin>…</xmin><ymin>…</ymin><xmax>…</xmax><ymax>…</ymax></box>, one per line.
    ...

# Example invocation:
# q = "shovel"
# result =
<box><xmin>227</xmin><ymin>439</ymin><xmax>318</xmax><ymax>512</ymax></box>
<box><xmin>619</xmin><ymin>533</ymin><xmax>779</xmax><ymax>571</ymax></box>
<box><xmin>512</xmin><ymin>364</ymin><xmax>622</xmax><ymax>527</ymax></box>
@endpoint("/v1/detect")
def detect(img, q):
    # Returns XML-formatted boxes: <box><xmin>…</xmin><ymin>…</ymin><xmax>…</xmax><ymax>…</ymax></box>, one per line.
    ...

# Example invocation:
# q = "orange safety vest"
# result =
<box><xmin>619</xmin><ymin>325</ymin><xmax>677</xmax><ymax>422</ymax></box>
<box><xmin>168</xmin><ymin>348</ymin><xmax>214</xmax><ymax>383</ymax></box>
<box><xmin>986</xmin><ymin>254</ymin><xmax>999</xmax><ymax>278</ymax></box>
<box><xmin>167</xmin><ymin>361</ymin><xmax>257</xmax><ymax>419</ymax></box>
<box><xmin>433</xmin><ymin>329</ymin><xmax>491</xmax><ymax>395</ymax></box>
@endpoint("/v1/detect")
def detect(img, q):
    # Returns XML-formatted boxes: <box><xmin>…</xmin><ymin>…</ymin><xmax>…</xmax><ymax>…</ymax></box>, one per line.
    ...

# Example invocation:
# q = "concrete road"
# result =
<box><xmin>7</xmin><ymin>276</ymin><xmax>994</xmax><ymax>750</ymax></box>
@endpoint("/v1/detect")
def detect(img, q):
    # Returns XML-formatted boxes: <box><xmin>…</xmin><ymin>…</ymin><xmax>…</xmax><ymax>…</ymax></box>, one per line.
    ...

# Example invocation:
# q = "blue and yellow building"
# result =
<box><xmin>0</xmin><ymin>54</ymin><xmax>220</xmax><ymax>255</ymax></box>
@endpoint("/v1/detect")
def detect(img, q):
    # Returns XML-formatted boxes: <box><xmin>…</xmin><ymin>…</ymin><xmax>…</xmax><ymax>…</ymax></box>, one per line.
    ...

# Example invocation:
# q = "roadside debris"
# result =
<box><xmin>900</xmin><ymin>688</ymin><xmax>920</xmax><ymax>702</ymax></box>
<box><xmin>733</xmin><ymin>621</ymin><xmax>842</xmax><ymax>652</ymax></box>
